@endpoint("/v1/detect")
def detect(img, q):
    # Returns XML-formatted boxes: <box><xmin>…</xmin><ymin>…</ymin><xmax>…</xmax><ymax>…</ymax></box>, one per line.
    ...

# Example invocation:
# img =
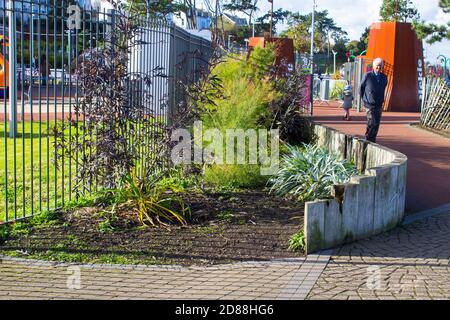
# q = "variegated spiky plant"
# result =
<box><xmin>269</xmin><ymin>144</ymin><xmax>357</xmax><ymax>202</ymax></box>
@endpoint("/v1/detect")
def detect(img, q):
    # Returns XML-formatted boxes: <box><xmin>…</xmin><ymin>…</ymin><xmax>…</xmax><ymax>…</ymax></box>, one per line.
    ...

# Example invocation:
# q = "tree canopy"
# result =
<box><xmin>223</xmin><ymin>0</ymin><xmax>259</xmax><ymax>25</ymax></box>
<box><xmin>379</xmin><ymin>0</ymin><xmax>420</xmax><ymax>22</ymax></box>
<box><xmin>412</xmin><ymin>0</ymin><xmax>450</xmax><ymax>44</ymax></box>
<box><xmin>281</xmin><ymin>10</ymin><xmax>348</xmax><ymax>54</ymax></box>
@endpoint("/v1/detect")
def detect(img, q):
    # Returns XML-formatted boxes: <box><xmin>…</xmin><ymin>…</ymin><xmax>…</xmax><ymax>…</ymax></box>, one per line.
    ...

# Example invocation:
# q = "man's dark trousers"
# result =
<box><xmin>365</xmin><ymin>107</ymin><xmax>382</xmax><ymax>143</ymax></box>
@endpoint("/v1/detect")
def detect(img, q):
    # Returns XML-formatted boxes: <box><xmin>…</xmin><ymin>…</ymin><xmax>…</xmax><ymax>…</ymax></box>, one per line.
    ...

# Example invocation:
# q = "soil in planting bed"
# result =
<box><xmin>0</xmin><ymin>190</ymin><xmax>305</xmax><ymax>266</ymax></box>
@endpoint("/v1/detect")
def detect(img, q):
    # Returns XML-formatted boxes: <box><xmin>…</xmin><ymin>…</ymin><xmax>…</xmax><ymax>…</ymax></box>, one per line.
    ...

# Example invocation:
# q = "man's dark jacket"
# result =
<box><xmin>359</xmin><ymin>71</ymin><xmax>388</xmax><ymax>109</ymax></box>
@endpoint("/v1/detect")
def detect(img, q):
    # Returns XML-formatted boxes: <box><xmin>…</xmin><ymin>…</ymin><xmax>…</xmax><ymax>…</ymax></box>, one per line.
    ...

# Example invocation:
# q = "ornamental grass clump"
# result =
<box><xmin>269</xmin><ymin>144</ymin><xmax>357</xmax><ymax>202</ymax></box>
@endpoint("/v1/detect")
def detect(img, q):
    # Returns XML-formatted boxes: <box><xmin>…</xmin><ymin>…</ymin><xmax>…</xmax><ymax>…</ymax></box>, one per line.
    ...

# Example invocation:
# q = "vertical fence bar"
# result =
<box><xmin>2</xmin><ymin>0</ymin><xmax>8</xmax><ymax>221</ymax></box>
<box><xmin>68</xmin><ymin>25</ymin><xmax>72</xmax><ymax>203</ymax></box>
<box><xmin>75</xmin><ymin>4</ymin><xmax>81</xmax><ymax>201</ymax></box>
<box><xmin>20</xmin><ymin>2</ymin><xmax>25</xmax><ymax>218</ymax></box>
<box><xmin>38</xmin><ymin>0</ymin><xmax>42</xmax><ymax>214</ymax></box>
<box><xmin>53</xmin><ymin>0</ymin><xmax>57</xmax><ymax>209</ymax></box>
<box><xmin>29</xmin><ymin>0</ymin><xmax>35</xmax><ymax>217</ymax></box>
<box><xmin>7</xmin><ymin>0</ymin><xmax>17</xmax><ymax>138</ymax></box>
<box><xmin>136</xmin><ymin>13</ymin><xmax>140</xmax><ymax>176</ymax></box>
<box><xmin>168</xmin><ymin>21</ymin><xmax>175</xmax><ymax>127</ymax></box>
<box><xmin>46</xmin><ymin>0</ymin><xmax>50</xmax><ymax>213</ymax></box>
<box><xmin>60</xmin><ymin>0</ymin><xmax>65</xmax><ymax>207</ymax></box>
<box><xmin>88</xmin><ymin>4</ymin><xmax>93</xmax><ymax>193</ymax></box>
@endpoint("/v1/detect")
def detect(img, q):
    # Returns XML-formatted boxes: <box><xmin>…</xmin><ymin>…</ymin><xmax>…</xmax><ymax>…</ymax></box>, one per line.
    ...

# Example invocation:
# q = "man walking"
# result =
<box><xmin>359</xmin><ymin>57</ymin><xmax>388</xmax><ymax>143</ymax></box>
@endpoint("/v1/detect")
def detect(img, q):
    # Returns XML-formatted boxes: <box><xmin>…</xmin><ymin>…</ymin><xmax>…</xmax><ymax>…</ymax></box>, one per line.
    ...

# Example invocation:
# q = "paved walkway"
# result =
<box><xmin>313</xmin><ymin>102</ymin><xmax>450</xmax><ymax>214</ymax></box>
<box><xmin>307</xmin><ymin>210</ymin><xmax>449</xmax><ymax>300</ymax></box>
<box><xmin>0</xmin><ymin>102</ymin><xmax>448</xmax><ymax>300</ymax></box>
<box><xmin>0</xmin><ymin>207</ymin><xmax>448</xmax><ymax>300</ymax></box>
<box><xmin>0</xmin><ymin>255</ymin><xmax>330</xmax><ymax>300</ymax></box>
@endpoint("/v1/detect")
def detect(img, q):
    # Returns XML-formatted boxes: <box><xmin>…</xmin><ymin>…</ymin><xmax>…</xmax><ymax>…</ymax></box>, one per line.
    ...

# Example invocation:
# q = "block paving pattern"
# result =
<box><xmin>0</xmin><ymin>256</ymin><xmax>325</xmax><ymax>300</ymax></box>
<box><xmin>0</xmin><ymin>212</ymin><xmax>448</xmax><ymax>300</ymax></box>
<box><xmin>307</xmin><ymin>212</ymin><xmax>450</xmax><ymax>300</ymax></box>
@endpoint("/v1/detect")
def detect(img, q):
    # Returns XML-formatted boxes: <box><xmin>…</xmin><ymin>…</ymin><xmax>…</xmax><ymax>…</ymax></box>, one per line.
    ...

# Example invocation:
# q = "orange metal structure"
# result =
<box><xmin>365</xmin><ymin>22</ymin><xmax>424</xmax><ymax>112</ymax></box>
<box><xmin>0</xmin><ymin>35</ymin><xmax>9</xmax><ymax>96</ymax></box>
<box><xmin>248</xmin><ymin>37</ymin><xmax>295</xmax><ymax>70</ymax></box>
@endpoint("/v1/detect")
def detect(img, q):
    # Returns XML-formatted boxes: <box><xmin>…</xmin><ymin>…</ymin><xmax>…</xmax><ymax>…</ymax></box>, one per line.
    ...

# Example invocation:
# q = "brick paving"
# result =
<box><xmin>0</xmin><ymin>257</ymin><xmax>319</xmax><ymax>300</ymax></box>
<box><xmin>0</xmin><ymin>103</ymin><xmax>448</xmax><ymax>300</ymax></box>
<box><xmin>307</xmin><ymin>211</ymin><xmax>450</xmax><ymax>300</ymax></box>
<box><xmin>1</xmin><ymin>209</ymin><xmax>447</xmax><ymax>300</ymax></box>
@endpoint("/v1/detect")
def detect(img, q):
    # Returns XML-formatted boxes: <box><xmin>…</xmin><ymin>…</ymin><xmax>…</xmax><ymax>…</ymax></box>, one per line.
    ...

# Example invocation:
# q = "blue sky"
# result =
<box><xmin>255</xmin><ymin>0</ymin><xmax>449</xmax><ymax>63</ymax></box>
<box><xmin>77</xmin><ymin>0</ymin><xmax>450</xmax><ymax>62</ymax></box>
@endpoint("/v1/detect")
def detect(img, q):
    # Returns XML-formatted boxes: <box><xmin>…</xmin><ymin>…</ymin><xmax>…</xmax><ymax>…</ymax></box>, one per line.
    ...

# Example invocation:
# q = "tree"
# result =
<box><xmin>379</xmin><ymin>0</ymin><xmax>420</xmax><ymax>22</ymax></box>
<box><xmin>413</xmin><ymin>0</ymin><xmax>450</xmax><ymax>44</ymax></box>
<box><xmin>346</xmin><ymin>40</ymin><xmax>359</xmax><ymax>54</ymax></box>
<box><xmin>256</xmin><ymin>8</ymin><xmax>291</xmax><ymax>35</ymax></box>
<box><xmin>282</xmin><ymin>10</ymin><xmax>348</xmax><ymax>59</ymax></box>
<box><xmin>281</xmin><ymin>22</ymin><xmax>314</xmax><ymax>53</ymax></box>
<box><xmin>223</xmin><ymin>0</ymin><xmax>259</xmax><ymax>26</ymax></box>
<box><xmin>125</xmin><ymin>0</ymin><xmax>188</xmax><ymax>19</ymax></box>
<box><xmin>332</xmin><ymin>38</ymin><xmax>349</xmax><ymax>66</ymax></box>
<box><xmin>441</xmin><ymin>0</ymin><xmax>450</xmax><ymax>13</ymax></box>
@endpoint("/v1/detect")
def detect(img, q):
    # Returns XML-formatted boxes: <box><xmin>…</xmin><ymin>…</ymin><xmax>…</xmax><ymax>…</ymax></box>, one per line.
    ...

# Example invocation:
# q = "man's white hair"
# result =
<box><xmin>373</xmin><ymin>57</ymin><xmax>384</xmax><ymax>66</ymax></box>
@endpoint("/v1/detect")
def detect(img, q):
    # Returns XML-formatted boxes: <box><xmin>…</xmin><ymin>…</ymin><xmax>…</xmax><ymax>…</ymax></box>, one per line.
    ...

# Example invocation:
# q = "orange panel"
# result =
<box><xmin>0</xmin><ymin>54</ymin><xmax>8</xmax><ymax>89</ymax></box>
<box><xmin>365</xmin><ymin>22</ymin><xmax>424</xmax><ymax>112</ymax></box>
<box><xmin>249</xmin><ymin>37</ymin><xmax>265</xmax><ymax>48</ymax></box>
<box><xmin>248</xmin><ymin>37</ymin><xmax>295</xmax><ymax>69</ymax></box>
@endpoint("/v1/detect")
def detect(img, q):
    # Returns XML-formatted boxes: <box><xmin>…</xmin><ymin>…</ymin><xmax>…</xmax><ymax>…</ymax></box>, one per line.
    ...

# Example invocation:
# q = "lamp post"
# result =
<box><xmin>310</xmin><ymin>0</ymin><xmax>316</xmax><ymax>116</ymax></box>
<box><xmin>332</xmin><ymin>50</ymin><xmax>337</xmax><ymax>74</ymax></box>
<box><xmin>310</xmin><ymin>0</ymin><xmax>315</xmax><ymax>74</ymax></box>
<box><xmin>437</xmin><ymin>54</ymin><xmax>447</xmax><ymax>78</ymax></box>
<box><xmin>269</xmin><ymin>0</ymin><xmax>273</xmax><ymax>38</ymax></box>
<box><xmin>228</xmin><ymin>35</ymin><xmax>234</xmax><ymax>50</ymax></box>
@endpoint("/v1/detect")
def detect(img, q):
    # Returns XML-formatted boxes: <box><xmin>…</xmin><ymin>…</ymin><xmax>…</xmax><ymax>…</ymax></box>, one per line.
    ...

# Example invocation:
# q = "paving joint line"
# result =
<box><xmin>277</xmin><ymin>249</ymin><xmax>334</xmax><ymax>300</ymax></box>
<box><xmin>402</xmin><ymin>203</ymin><xmax>450</xmax><ymax>225</ymax></box>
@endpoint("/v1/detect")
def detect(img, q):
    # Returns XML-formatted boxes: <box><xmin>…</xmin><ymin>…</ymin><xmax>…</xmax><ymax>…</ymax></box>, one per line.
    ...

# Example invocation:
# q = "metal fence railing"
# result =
<box><xmin>0</xmin><ymin>0</ymin><xmax>213</xmax><ymax>223</ymax></box>
<box><xmin>420</xmin><ymin>77</ymin><xmax>450</xmax><ymax>131</ymax></box>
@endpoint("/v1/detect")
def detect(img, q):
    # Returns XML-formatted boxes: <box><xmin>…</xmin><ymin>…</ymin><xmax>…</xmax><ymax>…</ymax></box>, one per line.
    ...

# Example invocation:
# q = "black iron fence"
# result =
<box><xmin>0</xmin><ymin>0</ymin><xmax>213</xmax><ymax>223</ymax></box>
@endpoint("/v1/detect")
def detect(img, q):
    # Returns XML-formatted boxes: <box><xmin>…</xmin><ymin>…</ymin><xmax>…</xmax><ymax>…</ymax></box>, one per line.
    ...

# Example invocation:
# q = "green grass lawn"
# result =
<box><xmin>0</xmin><ymin>119</ymin><xmax>164</xmax><ymax>223</ymax></box>
<box><xmin>0</xmin><ymin>121</ymin><xmax>77</xmax><ymax>222</ymax></box>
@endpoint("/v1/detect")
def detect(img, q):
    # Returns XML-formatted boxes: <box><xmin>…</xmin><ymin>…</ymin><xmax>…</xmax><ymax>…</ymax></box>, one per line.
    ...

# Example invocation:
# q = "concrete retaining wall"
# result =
<box><xmin>305</xmin><ymin>124</ymin><xmax>407</xmax><ymax>254</ymax></box>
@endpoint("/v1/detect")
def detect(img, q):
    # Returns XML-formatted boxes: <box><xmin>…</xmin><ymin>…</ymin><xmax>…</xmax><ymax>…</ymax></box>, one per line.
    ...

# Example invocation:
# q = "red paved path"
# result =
<box><xmin>313</xmin><ymin>102</ymin><xmax>450</xmax><ymax>214</ymax></box>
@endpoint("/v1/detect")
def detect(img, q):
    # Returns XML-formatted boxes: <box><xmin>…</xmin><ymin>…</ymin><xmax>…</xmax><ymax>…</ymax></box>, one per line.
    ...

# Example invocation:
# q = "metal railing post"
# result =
<box><xmin>8</xmin><ymin>0</ymin><xmax>17</xmax><ymax>138</ymax></box>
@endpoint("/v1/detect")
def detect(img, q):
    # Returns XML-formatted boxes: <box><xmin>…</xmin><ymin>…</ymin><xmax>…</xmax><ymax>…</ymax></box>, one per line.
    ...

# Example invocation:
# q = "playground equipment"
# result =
<box><xmin>0</xmin><ymin>35</ymin><xmax>9</xmax><ymax>98</ymax></box>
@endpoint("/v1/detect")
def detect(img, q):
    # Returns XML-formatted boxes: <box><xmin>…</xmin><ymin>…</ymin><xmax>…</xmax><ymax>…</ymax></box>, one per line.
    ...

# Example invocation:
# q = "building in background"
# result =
<box><xmin>0</xmin><ymin>0</ymin><xmax>49</xmax><ymax>22</ymax></box>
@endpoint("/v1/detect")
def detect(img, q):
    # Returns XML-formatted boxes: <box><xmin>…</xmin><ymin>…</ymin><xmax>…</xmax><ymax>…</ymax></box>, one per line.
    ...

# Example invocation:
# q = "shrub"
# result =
<box><xmin>118</xmin><ymin>173</ymin><xmax>190</xmax><ymax>227</ymax></box>
<box><xmin>156</xmin><ymin>167</ymin><xmax>200</xmax><ymax>192</ymax></box>
<box><xmin>0</xmin><ymin>224</ymin><xmax>10</xmax><ymax>243</ymax></box>
<box><xmin>198</xmin><ymin>52</ymin><xmax>277</xmax><ymax>189</ymax></box>
<box><xmin>270</xmin><ymin>70</ymin><xmax>314</xmax><ymax>145</ymax></box>
<box><xmin>269</xmin><ymin>144</ymin><xmax>357</xmax><ymax>202</ymax></box>
<box><xmin>204</xmin><ymin>164</ymin><xmax>268</xmax><ymax>189</ymax></box>
<box><xmin>330</xmin><ymin>82</ymin><xmax>346</xmax><ymax>100</ymax></box>
<box><xmin>289</xmin><ymin>230</ymin><xmax>306</xmax><ymax>251</ymax></box>
<box><xmin>245</xmin><ymin>44</ymin><xmax>276</xmax><ymax>81</ymax></box>
<box><xmin>331</xmin><ymin>70</ymin><xmax>341</xmax><ymax>80</ymax></box>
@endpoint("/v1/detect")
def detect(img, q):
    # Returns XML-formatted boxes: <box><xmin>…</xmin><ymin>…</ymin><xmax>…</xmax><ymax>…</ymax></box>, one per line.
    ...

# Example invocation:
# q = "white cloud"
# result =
<box><xmin>251</xmin><ymin>0</ymin><xmax>449</xmax><ymax>62</ymax></box>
